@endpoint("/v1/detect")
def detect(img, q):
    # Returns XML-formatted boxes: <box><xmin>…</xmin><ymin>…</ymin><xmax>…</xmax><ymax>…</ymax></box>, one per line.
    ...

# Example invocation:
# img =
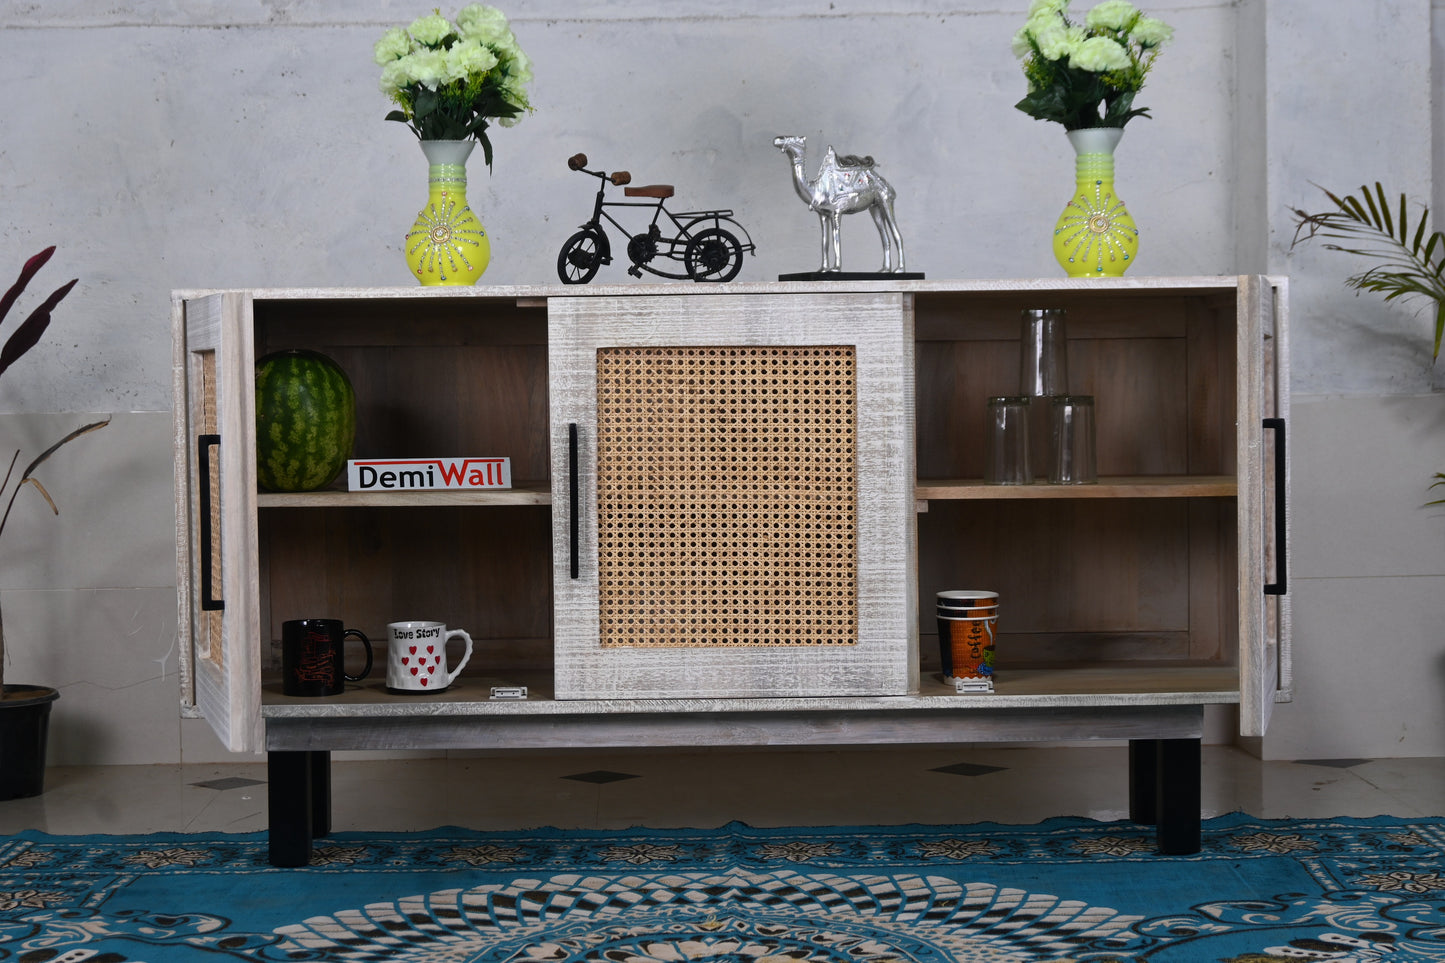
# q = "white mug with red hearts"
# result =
<box><xmin>385</xmin><ymin>621</ymin><xmax>473</xmax><ymax>693</ymax></box>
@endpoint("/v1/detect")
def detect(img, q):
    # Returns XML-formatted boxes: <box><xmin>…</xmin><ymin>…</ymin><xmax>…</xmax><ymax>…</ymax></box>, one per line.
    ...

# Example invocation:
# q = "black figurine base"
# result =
<box><xmin>778</xmin><ymin>271</ymin><xmax>925</xmax><ymax>281</ymax></box>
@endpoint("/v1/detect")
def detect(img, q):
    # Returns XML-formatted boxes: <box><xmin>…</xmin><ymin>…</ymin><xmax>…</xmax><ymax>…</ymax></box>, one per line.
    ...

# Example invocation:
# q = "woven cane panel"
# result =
<box><xmin>595</xmin><ymin>345</ymin><xmax>857</xmax><ymax>647</ymax></box>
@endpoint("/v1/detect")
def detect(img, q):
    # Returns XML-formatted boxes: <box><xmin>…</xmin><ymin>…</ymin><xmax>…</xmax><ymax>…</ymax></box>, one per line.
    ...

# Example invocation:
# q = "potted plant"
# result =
<box><xmin>374</xmin><ymin>4</ymin><xmax>534</xmax><ymax>284</ymax></box>
<box><xmin>0</xmin><ymin>247</ymin><xmax>107</xmax><ymax>800</ymax></box>
<box><xmin>1012</xmin><ymin>0</ymin><xmax>1173</xmax><ymax>276</ymax></box>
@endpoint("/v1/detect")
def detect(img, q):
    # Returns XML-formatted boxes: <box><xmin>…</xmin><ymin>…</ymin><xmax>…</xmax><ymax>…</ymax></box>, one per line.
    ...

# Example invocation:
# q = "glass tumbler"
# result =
<box><xmin>985</xmin><ymin>396</ymin><xmax>1032</xmax><ymax>485</ymax></box>
<box><xmin>1020</xmin><ymin>308</ymin><xmax>1069</xmax><ymax>477</ymax></box>
<box><xmin>1049</xmin><ymin>395</ymin><xmax>1097</xmax><ymax>484</ymax></box>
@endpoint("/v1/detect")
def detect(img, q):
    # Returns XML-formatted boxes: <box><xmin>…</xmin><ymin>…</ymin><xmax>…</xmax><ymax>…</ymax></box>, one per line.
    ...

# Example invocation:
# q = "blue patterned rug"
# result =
<box><xmin>0</xmin><ymin>814</ymin><xmax>1441</xmax><ymax>961</ymax></box>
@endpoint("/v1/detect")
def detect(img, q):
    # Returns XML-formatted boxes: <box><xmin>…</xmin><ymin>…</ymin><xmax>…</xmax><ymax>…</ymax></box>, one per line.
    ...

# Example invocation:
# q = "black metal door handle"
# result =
<box><xmin>569</xmin><ymin>423</ymin><xmax>579</xmax><ymax>579</ymax></box>
<box><xmin>1263</xmin><ymin>418</ymin><xmax>1287</xmax><ymax>596</ymax></box>
<box><xmin>197</xmin><ymin>434</ymin><xmax>225</xmax><ymax>611</ymax></box>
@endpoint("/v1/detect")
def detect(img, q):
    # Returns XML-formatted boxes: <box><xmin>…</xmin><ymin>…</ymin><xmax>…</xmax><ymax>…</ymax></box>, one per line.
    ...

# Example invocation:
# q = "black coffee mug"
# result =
<box><xmin>281</xmin><ymin>619</ymin><xmax>373</xmax><ymax>697</ymax></box>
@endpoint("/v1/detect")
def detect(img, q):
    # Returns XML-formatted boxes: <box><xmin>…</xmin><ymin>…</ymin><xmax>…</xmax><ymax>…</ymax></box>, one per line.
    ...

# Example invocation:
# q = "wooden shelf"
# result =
<box><xmin>916</xmin><ymin>475</ymin><xmax>1237</xmax><ymax>501</ymax></box>
<box><xmin>257</xmin><ymin>482</ymin><xmax>551</xmax><ymax>508</ymax></box>
<box><xmin>260</xmin><ymin>664</ymin><xmax>1240</xmax><ymax>717</ymax></box>
<box><xmin>259</xmin><ymin>477</ymin><xmax>1234</xmax><ymax>507</ymax></box>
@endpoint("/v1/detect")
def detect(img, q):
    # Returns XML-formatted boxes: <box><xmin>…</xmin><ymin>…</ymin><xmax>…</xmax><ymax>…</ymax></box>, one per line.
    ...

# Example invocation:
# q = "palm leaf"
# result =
<box><xmin>1430</xmin><ymin>472</ymin><xmax>1445</xmax><ymax>506</ymax></box>
<box><xmin>1292</xmin><ymin>182</ymin><xmax>1445</xmax><ymax>359</ymax></box>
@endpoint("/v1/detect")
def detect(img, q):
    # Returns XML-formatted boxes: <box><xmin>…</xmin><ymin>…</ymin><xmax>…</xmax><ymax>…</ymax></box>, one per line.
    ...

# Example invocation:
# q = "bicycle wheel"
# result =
<box><xmin>557</xmin><ymin>229</ymin><xmax>605</xmax><ymax>284</ymax></box>
<box><xmin>683</xmin><ymin>228</ymin><xmax>744</xmax><ymax>282</ymax></box>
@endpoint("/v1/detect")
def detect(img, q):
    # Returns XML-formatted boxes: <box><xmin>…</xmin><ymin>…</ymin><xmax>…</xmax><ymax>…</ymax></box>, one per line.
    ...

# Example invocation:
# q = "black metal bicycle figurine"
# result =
<box><xmin>557</xmin><ymin>153</ymin><xmax>756</xmax><ymax>284</ymax></box>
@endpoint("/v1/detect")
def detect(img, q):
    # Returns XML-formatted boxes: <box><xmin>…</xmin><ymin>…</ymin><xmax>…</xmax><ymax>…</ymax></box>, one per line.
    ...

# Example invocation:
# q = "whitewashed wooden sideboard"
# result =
<box><xmin>171</xmin><ymin>277</ymin><xmax>1290</xmax><ymax>866</ymax></box>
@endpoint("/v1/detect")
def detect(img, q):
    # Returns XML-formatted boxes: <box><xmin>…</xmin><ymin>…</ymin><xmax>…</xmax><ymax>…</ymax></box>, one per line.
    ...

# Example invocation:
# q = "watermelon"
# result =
<box><xmin>254</xmin><ymin>349</ymin><xmax>356</xmax><ymax>492</ymax></box>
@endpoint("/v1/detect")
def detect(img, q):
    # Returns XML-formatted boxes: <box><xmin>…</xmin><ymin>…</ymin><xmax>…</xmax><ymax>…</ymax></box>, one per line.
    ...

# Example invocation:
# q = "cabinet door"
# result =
<box><xmin>1238</xmin><ymin>275</ymin><xmax>1290</xmax><ymax>736</ymax></box>
<box><xmin>176</xmin><ymin>293</ymin><xmax>262</xmax><ymax>752</ymax></box>
<box><xmin>549</xmin><ymin>292</ymin><xmax>917</xmax><ymax>700</ymax></box>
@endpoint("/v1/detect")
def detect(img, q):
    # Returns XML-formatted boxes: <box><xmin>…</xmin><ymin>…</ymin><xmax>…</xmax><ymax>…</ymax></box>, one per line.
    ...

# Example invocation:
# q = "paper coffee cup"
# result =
<box><xmin>937</xmin><ymin>590</ymin><xmax>999</xmax><ymax>609</ymax></box>
<box><xmin>939</xmin><ymin>614</ymin><xmax>996</xmax><ymax>683</ymax></box>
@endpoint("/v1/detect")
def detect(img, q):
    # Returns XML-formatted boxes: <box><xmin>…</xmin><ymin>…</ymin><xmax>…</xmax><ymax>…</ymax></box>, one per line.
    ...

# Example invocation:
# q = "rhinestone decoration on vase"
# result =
<box><xmin>1053</xmin><ymin>127</ymin><xmax>1137</xmax><ymax>277</ymax></box>
<box><xmin>405</xmin><ymin>139</ymin><xmax>490</xmax><ymax>286</ymax></box>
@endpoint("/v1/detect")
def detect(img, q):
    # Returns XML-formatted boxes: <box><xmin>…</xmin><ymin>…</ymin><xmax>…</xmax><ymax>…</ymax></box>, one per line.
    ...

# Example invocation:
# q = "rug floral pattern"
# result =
<box><xmin>0</xmin><ymin>815</ymin><xmax>1441</xmax><ymax>962</ymax></box>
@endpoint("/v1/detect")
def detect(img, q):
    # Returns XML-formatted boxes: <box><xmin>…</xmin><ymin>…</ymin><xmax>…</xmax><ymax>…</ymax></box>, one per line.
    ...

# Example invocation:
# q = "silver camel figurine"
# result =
<box><xmin>773</xmin><ymin>134</ymin><xmax>907</xmax><ymax>274</ymax></box>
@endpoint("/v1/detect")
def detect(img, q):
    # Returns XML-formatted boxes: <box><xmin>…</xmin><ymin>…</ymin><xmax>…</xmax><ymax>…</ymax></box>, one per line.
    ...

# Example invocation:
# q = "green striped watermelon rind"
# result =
<box><xmin>254</xmin><ymin>348</ymin><xmax>356</xmax><ymax>492</ymax></box>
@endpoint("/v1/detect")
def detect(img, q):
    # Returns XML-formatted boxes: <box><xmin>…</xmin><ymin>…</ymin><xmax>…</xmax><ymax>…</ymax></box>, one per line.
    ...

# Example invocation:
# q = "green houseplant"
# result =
<box><xmin>0</xmin><ymin>247</ymin><xmax>107</xmax><ymax>799</ymax></box>
<box><xmin>1292</xmin><ymin>182</ymin><xmax>1445</xmax><ymax>361</ymax></box>
<box><xmin>1292</xmin><ymin>183</ymin><xmax>1445</xmax><ymax>498</ymax></box>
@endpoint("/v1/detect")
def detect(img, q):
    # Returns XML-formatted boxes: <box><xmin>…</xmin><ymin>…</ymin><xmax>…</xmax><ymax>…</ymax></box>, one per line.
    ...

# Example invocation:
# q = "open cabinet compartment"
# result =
<box><xmin>915</xmin><ymin>287</ymin><xmax>1238</xmax><ymax>670</ymax></box>
<box><xmin>911</xmin><ymin>279</ymin><xmax>1286</xmax><ymax>735</ymax></box>
<box><xmin>176</xmin><ymin>291</ymin><xmax>555</xmax><ymax>752</ymax></box>
<box><xmin>250</xmin><ymin>296</ymin><xmax>554</xmax><ymax>681</ymax></box>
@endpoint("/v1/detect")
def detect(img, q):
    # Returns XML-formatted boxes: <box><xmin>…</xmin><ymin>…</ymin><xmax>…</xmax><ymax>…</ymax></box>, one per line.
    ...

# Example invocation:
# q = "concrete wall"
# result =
<box><xmin>1255</xmin><ymin>0</ymin><xmax>1444</xmax><ymax>759</ymax></box>
<box><xmin>0</xmin><ymin>0</ymin><xmax>1439</xmax><ymax>763</ymax></box>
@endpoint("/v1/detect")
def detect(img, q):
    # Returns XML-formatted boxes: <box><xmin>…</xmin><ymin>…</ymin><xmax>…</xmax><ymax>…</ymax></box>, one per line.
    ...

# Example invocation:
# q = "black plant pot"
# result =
<box><xmin>0</xmin><ymin>685</ymin><xmax>57</xmax><ymax>800</ymax></box>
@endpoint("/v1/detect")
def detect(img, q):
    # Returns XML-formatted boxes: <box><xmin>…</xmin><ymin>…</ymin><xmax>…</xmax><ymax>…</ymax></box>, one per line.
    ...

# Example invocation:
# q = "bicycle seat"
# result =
<box><xmin>624</xmin><ymin>184</ymin><xmax>675</xmax><ymax>199</ymax></box>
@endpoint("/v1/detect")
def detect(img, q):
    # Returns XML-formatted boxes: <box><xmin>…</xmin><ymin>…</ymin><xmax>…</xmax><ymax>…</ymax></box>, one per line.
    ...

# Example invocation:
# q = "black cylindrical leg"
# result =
<box><xmin>309</xmin><ymin>750</ymin><xmax>332</xmax><ymax>839</ymax></box>
<box><xmin>1129</xmin><ymin>739</ymin><xmax>1159</xmax><ymax>825</ymax></box>
<box><xmin>1156</xmin><ymin>738</ymin><xmax>1202</xmax><ymax>855</ymax></box>
<box><xmin>268</xmin><ymin>750</ymin><xmax>314</xmax><ymax>867</ymax></box>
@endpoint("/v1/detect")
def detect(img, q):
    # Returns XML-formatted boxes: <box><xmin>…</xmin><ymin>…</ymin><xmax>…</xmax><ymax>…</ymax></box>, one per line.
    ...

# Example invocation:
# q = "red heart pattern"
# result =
<box><xmin>394</xmin><ymin>647</ymin><xmax>451</xmax><ymax>688</ymax></box>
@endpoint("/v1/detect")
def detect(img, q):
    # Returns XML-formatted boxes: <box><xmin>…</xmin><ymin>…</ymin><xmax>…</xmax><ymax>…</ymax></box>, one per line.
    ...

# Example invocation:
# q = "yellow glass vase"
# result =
<box><xmin>405</xmin><ymin>139</ymin><xmax>490</xmax><ymax>286</ymax></box>
<box><xmin>1052</xmin><ymin>127</ymin><xmax>1138</xmax><ymax>278</ymax></box>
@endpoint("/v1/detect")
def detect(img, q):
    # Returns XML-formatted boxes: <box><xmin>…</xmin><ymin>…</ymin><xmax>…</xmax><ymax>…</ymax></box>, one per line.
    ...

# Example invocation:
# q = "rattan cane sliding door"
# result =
<box><xmin>550</xmin><ymin>293</ymin><xmax>917</xmax><ymax>700</ymax></box>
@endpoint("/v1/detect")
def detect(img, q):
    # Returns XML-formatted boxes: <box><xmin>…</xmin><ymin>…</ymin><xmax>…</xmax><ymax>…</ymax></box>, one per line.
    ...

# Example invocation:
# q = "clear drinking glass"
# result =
<box><xmin>1019</xmin><ymin>308</ymin><xmax>1069</xmax><ymax>397</ymax></box>
<box><xmin>985</xmin><ymin>396</ymin><xmax>1032</xmax><ymax>485</ymax></box>
<box><xmin>1020</xmin><ymin>308</ymin><xmax>1068</xmax><ymax>478</ymax></box>
<box><xmin>1049</xmin><ymin>395</ymin><xmax>1097</xmax><ymax>484</ymax></box>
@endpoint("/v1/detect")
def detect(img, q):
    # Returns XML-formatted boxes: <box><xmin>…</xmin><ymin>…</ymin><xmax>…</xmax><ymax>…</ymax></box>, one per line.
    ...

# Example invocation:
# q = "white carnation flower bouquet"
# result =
<box><xmin>1014</xmin><ymin>0</ymin><xmax>1172</xmax><ymax>130</ymax></box>
<box><xmin>375</xmin><ymin>4</ymin><xmax>533</xmax><ymax>166</ymax></box>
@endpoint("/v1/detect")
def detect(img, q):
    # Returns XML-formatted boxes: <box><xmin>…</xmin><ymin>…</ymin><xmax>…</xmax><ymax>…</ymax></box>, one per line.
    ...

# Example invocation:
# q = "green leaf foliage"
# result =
<box><xmin>1014</xmin><ymin>5</ymin><xmax>1171</xmax><ymax>131</ymax></box>
<box><xmin>1292</xmin><ymin>182</ymin><xmax>1445</xmax><ymax>360</ymax></box>
<box><xmin>374</xmin><ymin>8</ymin><xmax>533</xmax><ymax>167</ymax></box>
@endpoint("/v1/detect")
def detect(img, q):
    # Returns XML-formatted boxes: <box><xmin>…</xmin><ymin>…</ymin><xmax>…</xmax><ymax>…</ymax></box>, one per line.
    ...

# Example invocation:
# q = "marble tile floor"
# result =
<box><xmin>0</xmin><ymin>745</ymin><xmax>1439</xmax><ymax>837</ymax></box>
